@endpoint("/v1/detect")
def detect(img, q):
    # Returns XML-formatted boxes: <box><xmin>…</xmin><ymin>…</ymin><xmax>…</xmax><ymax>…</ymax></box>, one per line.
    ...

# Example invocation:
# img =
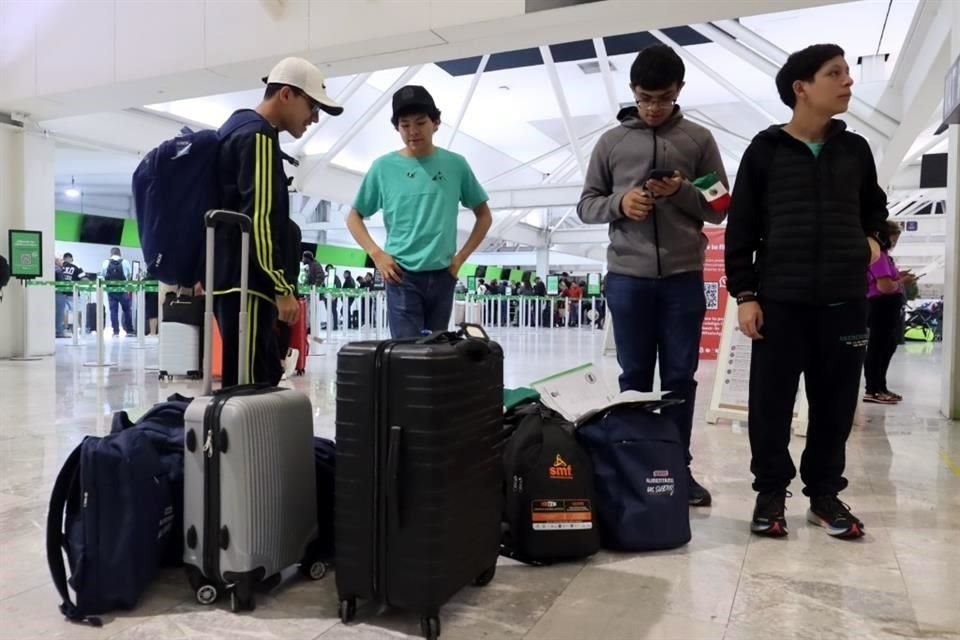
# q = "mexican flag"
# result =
<box><xmin>692</xmin><ymin>172</ymin><xmax>730</xmax><ymax>212</ymax></box>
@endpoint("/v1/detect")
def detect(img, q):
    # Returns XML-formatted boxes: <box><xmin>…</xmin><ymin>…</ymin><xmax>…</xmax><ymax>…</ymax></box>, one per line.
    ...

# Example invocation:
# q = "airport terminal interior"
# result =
<box><xmin>1</xmin><ymin>0</ymin><xmax>959</xmax><ymax>639</ymax></box>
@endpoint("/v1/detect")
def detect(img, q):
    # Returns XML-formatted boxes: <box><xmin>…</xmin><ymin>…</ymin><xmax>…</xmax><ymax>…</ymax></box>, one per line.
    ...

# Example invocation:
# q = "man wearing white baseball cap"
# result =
<box><xmin>212</xmin><ymin>57</ymin><xmax>343</xmax><ymax>387</ymax></box>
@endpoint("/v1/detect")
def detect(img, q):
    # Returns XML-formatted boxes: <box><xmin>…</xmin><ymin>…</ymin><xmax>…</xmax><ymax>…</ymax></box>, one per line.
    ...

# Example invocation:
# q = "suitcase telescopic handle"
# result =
<box><xmin>202</xmin><ymin>209</ymin><xmax>252</xmax><ymax>394</ymax></box>
<box><xmin>204</xmin><ymin>209</ymin><xmax>251</xmax><ymax>232</ymax></box>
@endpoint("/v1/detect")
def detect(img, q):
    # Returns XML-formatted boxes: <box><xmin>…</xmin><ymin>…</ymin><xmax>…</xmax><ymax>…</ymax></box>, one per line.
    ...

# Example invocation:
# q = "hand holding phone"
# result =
<box><xmin>645</xmin><ymin>169</ymin><xmax>683</xmax><ymax>198</ymax></box>
<box><xmin>647</xmin><ymin>169</ymin><xmax>676</xmax><ymax>181</ymax></box>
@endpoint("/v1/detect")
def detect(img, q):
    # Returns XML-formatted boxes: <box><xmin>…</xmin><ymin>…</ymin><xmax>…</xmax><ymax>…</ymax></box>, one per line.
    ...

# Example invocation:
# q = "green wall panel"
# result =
<box><xmin>457</xmin><ymin>262</ymin><xmax>478</xmax><ymax>278</ymax></box>
<box><xmin>120</xmin><ymin>218</ymin><xmax>140</xmax><ymax>248</ymax></box>
<box><xmin>312</xmin><ymin>244</ymin><xmax>367</xmax><ymax>268</ymax></box>
<box><xmin>54</xmin><ymin>210</ymin><xmax>83</xmax><ymax>242</ymax></box>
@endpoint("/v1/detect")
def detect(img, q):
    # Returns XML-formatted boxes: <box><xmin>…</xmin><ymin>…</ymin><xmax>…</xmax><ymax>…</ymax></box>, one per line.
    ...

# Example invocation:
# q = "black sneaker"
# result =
<box><xmin>807</xmin><ymin>495</ymin><xmax>865</xmax><ymax>539</ymax></box>
<box><xmin>751</xmin><ymin>491</ymin><xmax>790</xmax><ymax>537</ymax></box>
<box><xmin>688</xmin><ymin>471</ymin><xmax>712</xmax><ymax>507</ymax></box>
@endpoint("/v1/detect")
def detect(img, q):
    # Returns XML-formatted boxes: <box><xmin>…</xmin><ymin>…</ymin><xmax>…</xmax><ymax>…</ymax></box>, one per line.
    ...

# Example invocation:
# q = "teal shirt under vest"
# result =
<box><xmin>806</xmin><ymin>141</ymin><xmax>825</xmax><ymax>157</ymax></box>
<box><xmin>353</xmin><ymin>148</ymin><xmax>488</xmax><ymax>273</ymax></box>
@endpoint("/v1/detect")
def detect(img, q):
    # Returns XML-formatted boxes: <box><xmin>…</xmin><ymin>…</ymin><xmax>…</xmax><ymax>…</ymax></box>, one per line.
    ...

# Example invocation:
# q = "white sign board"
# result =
<box><xmin>706</xmin><ymin>294</ymin><xmax>809</xmax><ymax>437</ymax></box>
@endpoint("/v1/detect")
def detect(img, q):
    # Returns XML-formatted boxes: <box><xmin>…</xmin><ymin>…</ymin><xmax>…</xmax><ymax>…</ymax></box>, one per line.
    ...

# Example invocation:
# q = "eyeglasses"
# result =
<box><xmin>636</xmin><ymin>96</ymin><xmax>677</xmax><ymax>109</ymax></box>
<box><xmin>294</xmin><ymin>88</ymin><xmax>322</xmax><ymax>115</ymax></box>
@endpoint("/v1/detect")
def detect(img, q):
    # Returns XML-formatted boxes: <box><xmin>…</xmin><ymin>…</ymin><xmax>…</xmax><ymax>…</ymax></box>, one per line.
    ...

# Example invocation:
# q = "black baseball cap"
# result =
<box><xmin>391</xmin><ymin>85</ymin><xmax>438</xmax><ymax>121</ymax></box>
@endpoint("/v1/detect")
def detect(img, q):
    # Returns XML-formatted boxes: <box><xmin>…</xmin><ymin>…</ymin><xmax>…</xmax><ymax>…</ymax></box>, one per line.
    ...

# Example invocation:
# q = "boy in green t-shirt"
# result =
<box><xmin>346</xmin><ymin>85</ymin><xmax>492</xmax><ymax>338</ymax></box>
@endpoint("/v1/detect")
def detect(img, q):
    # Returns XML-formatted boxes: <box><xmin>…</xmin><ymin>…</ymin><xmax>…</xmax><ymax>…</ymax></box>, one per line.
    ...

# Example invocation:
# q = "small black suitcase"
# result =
<box><xmin>335</xmin><ymin>326</ymin><xmax>503</xmax><ymax>640</ymax></box>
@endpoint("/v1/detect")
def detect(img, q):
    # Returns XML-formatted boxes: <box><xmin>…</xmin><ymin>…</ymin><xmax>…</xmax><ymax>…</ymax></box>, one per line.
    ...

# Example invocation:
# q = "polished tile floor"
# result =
<box><xmin>1</xmin><ymin>328</ymin><xmax>958</xmax><ymax>639</ymax></box>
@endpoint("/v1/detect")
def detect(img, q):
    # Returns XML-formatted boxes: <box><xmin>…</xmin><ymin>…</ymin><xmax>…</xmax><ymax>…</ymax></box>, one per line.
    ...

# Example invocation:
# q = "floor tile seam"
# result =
<box><xmin>520</xmin><ymin>560</ymin><xmax>591</xmax><ymax>639</ymax></box>
<box><xmin>0</xmin><ymin>578</ymin><xmax>53</xmax><ymax>606</ymax></box>
<box><xmin>720</xmin><ymin>520</ymin><xmax>754</xmax><ymax>640</ymax></box>
<box><xmin>97</xmin><ymin>597</ymin><xmax>190</xmax><ymax>640</ymax></box>
<box><xmin>885</xmin><ymin>524</ymin><xmax>928</xmax><ymax>635</ymax></box>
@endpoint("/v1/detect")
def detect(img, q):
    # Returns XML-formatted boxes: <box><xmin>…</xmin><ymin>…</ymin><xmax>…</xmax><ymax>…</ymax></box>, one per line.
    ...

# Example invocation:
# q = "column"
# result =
<box><xmin>942</xmin><ymin>124</ymin><xmax>960</xmax><ymax>419</ymax></box>
<box><xmin>943</xmin><ymin>5</ymin><xmax>960</xmax><ymax>419</ymax></box>
<box><xmin>536</xmin><ymin>246</ymin><xmax>550</xmax><ymax>280</ymax></box>
<box><xmin>0</xmin><ymin>127</ymin><xmax>56</xmax><ymax>359</ymax></box>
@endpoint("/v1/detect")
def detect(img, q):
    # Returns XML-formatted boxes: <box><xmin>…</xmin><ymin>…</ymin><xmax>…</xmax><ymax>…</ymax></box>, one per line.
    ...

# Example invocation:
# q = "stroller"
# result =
<box><xmin>903</xmin><ymin>300</ymin><xmax>943</xmax><ymax>342</ymax></box>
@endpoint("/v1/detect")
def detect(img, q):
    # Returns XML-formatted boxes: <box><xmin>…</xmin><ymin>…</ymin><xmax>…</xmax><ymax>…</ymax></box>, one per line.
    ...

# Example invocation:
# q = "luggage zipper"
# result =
<box><xmin>650</xmin><ymin>130</ymin><xmax>663</xmax><ymax>278</ymax></box>
<box><xmin>201</xmin><ymin>393</ymin><xmax>229</xmax><ymax>587</ymax></box>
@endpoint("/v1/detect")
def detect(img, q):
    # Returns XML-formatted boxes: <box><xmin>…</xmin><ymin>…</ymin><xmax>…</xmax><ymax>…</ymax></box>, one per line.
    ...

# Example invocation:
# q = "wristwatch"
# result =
<box><xmin>735</xmin><ymin>292</ymin><xmax>757</xmax><ymax>305</ymax></box>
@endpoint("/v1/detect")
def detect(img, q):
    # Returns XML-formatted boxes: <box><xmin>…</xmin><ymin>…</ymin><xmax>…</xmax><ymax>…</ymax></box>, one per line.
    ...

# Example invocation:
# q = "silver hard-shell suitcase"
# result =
<box><xmin>182</xmin><ymin>210</ymin><xmax>323</xmax><ymax>612</ymax></box>
<box><xmin>158</xmin><ymin>321</ymin><xmax>201</xmax><ymax>380</ymax></box>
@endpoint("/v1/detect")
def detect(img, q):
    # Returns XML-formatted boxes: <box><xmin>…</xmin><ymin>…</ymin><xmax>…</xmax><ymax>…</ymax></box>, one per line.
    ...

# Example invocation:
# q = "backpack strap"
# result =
<box><xmin>218</xmin><ymin>110</ymin><xmax>266</xmax><ymax>140</ymax></box>
<box><xmin>45</xmin><ymin>444</ymin><xmax>102</xmax><ymax>627</ymax></box>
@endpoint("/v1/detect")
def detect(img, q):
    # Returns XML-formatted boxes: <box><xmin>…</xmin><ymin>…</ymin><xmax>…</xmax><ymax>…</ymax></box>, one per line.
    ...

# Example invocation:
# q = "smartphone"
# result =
<box><xmin>647</xmin><ymin>169</ymin><xmax>675</xmax><ymax>181</ymax></box>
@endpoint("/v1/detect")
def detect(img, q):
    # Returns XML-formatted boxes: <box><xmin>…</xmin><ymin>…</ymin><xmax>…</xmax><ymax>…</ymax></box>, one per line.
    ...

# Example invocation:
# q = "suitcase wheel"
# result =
<box><xmin>299</xmin><ymin>559</ymin><xmax>327</xmax><ymax>581</ymax></box>
<box><xmin>473</xmin><ymin>564</ymin><xmax>497</xmax><ymax>587</ymax></box>
<box><xmin>230</xmin><ymin>590</ymin><xmax>256</xmax><ymax>613</ymax></box>
<box><xmin>420</xmin><ymin>615</ymin><xmax>441</xmax><ymax>640</ymax></box>
<box><xmin>195</xmin><ymin>584</ymin><xmax>219</xmax><ymax>606</ymax></box>
<box><xmin>339</xmin><ymin>598</ymin><xmax>356</xmax><ymax>624</ymax></box>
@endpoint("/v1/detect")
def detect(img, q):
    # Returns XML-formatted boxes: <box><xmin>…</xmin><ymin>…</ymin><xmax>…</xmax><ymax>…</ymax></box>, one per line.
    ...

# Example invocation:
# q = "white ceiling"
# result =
<box><xmin>39</xmin><ymin>0</ymin><xmax>950</xmax><ymax>272</ymax></box>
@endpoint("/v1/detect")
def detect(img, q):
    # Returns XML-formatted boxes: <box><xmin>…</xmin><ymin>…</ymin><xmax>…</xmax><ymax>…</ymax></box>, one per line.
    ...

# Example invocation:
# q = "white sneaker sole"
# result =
<box><xmin>807</xmin><ymin>509</ymin><xmax>864</xmax><ymax>538</ymax></box>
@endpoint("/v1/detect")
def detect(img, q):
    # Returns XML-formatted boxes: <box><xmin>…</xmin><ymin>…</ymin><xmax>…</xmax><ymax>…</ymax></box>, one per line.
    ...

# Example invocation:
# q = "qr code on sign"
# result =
<box><xmin>704</xmin><ymin>282</ymin><xmax>719</xmax><ymax>310</ymax></box>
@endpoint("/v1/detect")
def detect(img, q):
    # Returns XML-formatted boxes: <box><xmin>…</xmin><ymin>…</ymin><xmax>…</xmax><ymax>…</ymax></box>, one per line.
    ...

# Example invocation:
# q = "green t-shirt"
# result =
<box><xmin>806</xmin><ymin>142</ymin><xmax>825</xmax><ymax>157</ymax></box>
<box><xmin>353</xmin><ymin>148</ymin><xmax>488</xmax><ymax>272</ymax></box>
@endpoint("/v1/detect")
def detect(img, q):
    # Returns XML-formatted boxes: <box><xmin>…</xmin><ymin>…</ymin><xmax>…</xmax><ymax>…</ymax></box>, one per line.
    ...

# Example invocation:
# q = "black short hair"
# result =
<box><xmin>63</xmin><ymin>252</ymin><xmax>73</xmax><ymax>259</ymax></box>
<box><xmin>302</xmin><ymin>251</ymin><xmax>313</xmax><ymax>261</ymax></box>
<box><xmin>630</xmin><ymin>44</ymin><xmax>685</xmax><ymax>90</ymax></box>
<box><xmin>391</xmin><ymin>107</ymin><xmax>441</xmax><ymax>129</ymax></box>
<box><xmin>264</xmin><ymin>83</ymin><xmax>311</xmax><ymax>102</ymax></box>
<box><xmin>264</xmin><ymin>83</ymin><xmax>286</xmax><ymax>100</ymax></box>
<box><xmin>775</xmin><ymin>44</ymin><xmax>845</xmax><ymax>108</ymax></box>
<box><xmin>110</xmin><ymin>247</ymin><xmax>121</xmax><ymax>256</ymax></box>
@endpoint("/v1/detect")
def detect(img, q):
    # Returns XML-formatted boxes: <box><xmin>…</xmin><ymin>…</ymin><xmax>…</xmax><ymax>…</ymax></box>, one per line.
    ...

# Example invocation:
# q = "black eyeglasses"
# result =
<box><xmin>293</xmin><ymin>88</ymin><xmax>321</xmax><ymax>115</ymax></box>
<box><xmin>636</xmin><ymin>95</ymin><xmax>677</xmax><ymax>109</ymax></box>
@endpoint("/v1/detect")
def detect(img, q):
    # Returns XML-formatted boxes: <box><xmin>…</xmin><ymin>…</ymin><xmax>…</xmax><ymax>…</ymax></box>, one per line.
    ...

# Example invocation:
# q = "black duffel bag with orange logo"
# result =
<box><xmin>500</xmin><ymin>402</ymin><xmax>600</xmax><ymax>564</ymax></box>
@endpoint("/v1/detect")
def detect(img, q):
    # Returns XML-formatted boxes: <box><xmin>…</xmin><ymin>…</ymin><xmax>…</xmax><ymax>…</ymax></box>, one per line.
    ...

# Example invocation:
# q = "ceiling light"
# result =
<box><xmin>64</xmin><ymin>178</ymin><xmax>80</xmax><ymax>199</ymax></box>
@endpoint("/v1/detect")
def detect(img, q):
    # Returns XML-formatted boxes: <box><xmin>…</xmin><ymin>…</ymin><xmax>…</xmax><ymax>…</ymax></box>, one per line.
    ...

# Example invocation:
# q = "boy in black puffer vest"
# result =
<box><xmin>725</xmin><ymin>44</ymin><xmax>889</xmax><ymax>541</ymax></box>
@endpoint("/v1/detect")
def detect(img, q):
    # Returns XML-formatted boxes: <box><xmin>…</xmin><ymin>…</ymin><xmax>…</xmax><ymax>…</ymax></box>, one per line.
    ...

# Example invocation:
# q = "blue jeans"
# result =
<box><xmin>604</xmin><ymin>271</ymin><xmax>707</xmax><ymax>464</ymax></box>
<box><xmin>108</xmin><ymin>291</ymin><xmax>134</xmax><ymax>335</ymax></box>
<box><xmin>55</xmin><ymin>292</ymin><xmax>68</xmax><ymax>336</ymax></box>
<box><xmin>386</xmin><ymin>269</ymin><xmax>457</xmax><ymax>338</ymax></box>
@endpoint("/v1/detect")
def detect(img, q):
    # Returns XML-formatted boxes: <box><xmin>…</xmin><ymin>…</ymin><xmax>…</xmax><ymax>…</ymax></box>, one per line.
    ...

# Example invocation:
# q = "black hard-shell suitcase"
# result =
<box><xmin>334</xmin><ymin>326</ymin><xmax>503</xmax><ymax>640</ymax></box>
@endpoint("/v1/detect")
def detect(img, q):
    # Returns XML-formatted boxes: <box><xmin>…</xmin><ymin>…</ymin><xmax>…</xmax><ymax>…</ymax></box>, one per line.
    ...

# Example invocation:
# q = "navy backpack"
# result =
<box><xmin>46</xmin><ymin>395</ymin><xmax>189</xmax><ymax>625</ymax></box>
<box><xmin>131</xmin><ymin>112</ymin><xmax>261</xmax><ymax>287</ymax></box>
<box><xmin>575</xmin><ymin>402</ymin><xmax>690</xmax><ymax>551</ymax></box>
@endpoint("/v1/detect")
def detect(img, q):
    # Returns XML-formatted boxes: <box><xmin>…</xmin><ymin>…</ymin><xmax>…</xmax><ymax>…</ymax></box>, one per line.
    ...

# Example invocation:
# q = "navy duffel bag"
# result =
<box><xmin>576</xmin><ymin>403</ymin><xmax>690</xmax><ymax>551</ymax></box>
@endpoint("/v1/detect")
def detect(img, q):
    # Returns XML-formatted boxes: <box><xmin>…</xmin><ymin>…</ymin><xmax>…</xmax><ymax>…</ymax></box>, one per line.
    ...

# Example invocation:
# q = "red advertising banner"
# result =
<box><xmin>700</xmin><ymin>227</ymin><xmax>727</xmax><ymax>360</ymax></box>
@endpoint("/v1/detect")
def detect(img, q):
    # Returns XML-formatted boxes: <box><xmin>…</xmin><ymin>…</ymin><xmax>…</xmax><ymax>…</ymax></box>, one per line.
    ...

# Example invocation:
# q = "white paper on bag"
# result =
<box><xmin>530</xmin><ymin>363</ymin><xmax>665</xmax><ymax>423</ymax></box>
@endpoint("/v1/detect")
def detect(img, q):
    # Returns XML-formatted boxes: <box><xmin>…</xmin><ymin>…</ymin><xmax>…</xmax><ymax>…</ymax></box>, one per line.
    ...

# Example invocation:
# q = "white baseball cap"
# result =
<box><xmin>262</xmin><ymin>57</ymin><xmax>343</xmax><ymax>116</ymax></box>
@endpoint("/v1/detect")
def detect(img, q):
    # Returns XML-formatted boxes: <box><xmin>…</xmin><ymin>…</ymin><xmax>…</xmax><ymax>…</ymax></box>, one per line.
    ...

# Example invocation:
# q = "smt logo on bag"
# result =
<box><xmin>549</xmin><ymin>454</ymin><xmax>573</xmax><ymax>479</ymax></box>
<box><xmin>646</xmin><ymin>470</ymin><xmax>675</xmax><ymax>496</ymax></box>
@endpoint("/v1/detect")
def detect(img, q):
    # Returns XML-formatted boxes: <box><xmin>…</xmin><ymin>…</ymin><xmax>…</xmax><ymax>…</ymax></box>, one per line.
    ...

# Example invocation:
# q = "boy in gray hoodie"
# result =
<box><xmin>577</xmin><ymin>44</ymin><xmax>729</xmax><ymax>507</ymax></box>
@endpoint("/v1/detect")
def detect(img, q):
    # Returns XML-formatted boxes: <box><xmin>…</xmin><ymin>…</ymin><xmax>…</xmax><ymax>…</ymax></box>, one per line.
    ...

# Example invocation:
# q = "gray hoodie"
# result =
<box><xmin>577</xmin><ymin>106</ymin><xmax>728</xmax><ymax>279</ymax></box>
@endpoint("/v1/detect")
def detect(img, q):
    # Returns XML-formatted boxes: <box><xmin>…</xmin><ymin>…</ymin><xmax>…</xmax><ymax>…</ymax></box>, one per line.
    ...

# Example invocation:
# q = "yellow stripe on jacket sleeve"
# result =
<box><xmin>253</xmin><ymin>133</ymin><xmax>293</xmax><ymax>296</ymax></box>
